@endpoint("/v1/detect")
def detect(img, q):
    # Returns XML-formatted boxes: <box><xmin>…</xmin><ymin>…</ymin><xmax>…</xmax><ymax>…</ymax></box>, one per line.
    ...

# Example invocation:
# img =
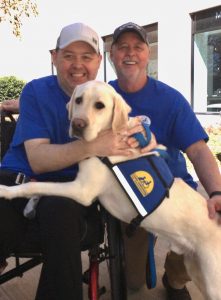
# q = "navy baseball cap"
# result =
<box><xmin>112</xmin><ymin>22</ymin><xmax>149</xmax><ymax>45</ymax></box>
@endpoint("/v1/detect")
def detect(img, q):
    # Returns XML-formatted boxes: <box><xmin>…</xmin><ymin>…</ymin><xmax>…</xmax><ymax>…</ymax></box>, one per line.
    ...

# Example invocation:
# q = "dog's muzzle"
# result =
<box><xmin>71</xmin><ymin>118</ymin><xmax>88</xmax><ymax>138</ymax></box>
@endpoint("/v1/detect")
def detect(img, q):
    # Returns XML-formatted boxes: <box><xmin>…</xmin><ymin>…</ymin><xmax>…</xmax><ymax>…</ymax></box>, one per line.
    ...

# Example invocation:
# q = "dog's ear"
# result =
<box><xmin>66</xmin><ymin>101</ymin><xmax>71</xmax><ymax>119</ymax></box>
<box><xmin>112</xmin><ymin>93</ymin><xmax>131</xmax><ymax>132</ymax></box>
<box><xmin>67</xmin><ymin>87</ymin><xmax>78</xmax><ymax>120</ymax></box>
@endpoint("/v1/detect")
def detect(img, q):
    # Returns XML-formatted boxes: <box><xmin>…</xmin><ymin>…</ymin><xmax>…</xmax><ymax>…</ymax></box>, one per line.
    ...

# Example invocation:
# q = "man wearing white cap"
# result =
<box><xmin>0</xmin><ymin>23</ymin><xmax>100</xmax><ymax>112</ymax></box>
<box><xmin>0</xmin><ymin>22</ymin><xmax>132</xmax><ymax>299</ymax></box>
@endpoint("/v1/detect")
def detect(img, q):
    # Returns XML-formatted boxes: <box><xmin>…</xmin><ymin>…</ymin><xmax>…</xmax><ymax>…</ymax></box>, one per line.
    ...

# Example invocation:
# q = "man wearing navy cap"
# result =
<box><xmin>109</xmin><ymin>22</ymin><xmax>221</xmax><ymax>300</ymax></box>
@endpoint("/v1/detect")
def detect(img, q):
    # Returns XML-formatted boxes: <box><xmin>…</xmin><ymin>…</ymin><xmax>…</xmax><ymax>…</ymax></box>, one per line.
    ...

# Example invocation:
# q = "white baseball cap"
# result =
<box><xmin>56</xmin><ymin>22</ymin><xmax>100</xmax><ymax>54</ymax></box>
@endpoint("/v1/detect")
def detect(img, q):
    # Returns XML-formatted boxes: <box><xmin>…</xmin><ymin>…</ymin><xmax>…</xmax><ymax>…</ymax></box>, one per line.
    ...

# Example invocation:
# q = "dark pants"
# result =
<box><xmin>0</xmin><ymin>172</ymin><xmax>102</xmax><ymax>300</ymax></box>
<box><xmin>121</xmin><ymin>224</ymin><xmax>191</xmax><ymax>290</ymax></box>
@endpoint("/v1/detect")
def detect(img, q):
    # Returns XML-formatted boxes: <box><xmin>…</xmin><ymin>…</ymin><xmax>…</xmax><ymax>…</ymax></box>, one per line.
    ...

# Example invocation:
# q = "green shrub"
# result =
<box><xmin>0</xmin><ymin>76</ymin><xmax>26</xmax><ymax>102</ymax></box>
<box><xmin>205</xmin><ymin>125</ymin><xmax>221</xmax><ymax>158</ymax></box>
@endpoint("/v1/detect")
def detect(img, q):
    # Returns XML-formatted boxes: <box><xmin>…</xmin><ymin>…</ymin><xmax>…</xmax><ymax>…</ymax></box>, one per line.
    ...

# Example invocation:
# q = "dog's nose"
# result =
<box><xmin>72</xmin><ymin>118</ymin><xmax>87</xmax><ymax>129</ymax></box>
<box><xmin>71</xmin><ymin>118</ymin><xmax>88</xmax><ymax>137</ymax></box>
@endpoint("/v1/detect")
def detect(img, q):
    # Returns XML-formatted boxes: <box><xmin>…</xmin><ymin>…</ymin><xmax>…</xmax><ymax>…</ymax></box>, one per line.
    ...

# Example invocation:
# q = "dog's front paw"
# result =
<box><xmin>0</xmin><ymin>185</ymin><xmax>14</xmax><ymax>200</ymax></box>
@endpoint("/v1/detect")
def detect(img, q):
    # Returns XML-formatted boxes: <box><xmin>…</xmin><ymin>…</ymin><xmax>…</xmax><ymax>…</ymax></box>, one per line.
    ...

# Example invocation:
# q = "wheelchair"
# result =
<box><xmin>0</xmin><ymin>110</ymin><xmax>127</xmax><ymax>300</ymax></box>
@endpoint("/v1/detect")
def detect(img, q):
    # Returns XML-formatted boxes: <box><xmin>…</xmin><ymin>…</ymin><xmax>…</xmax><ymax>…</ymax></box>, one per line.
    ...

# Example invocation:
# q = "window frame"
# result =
<box><xmin>190</xmin><ymin>5</ymin><xmax>221</xmax><ymax>115</ymax></box>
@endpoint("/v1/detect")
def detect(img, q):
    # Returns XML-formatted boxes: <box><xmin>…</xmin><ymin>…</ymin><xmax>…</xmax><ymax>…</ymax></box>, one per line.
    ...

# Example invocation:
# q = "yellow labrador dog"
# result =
<box><xmin>0</xmin><ymin>81</ymin><xmax>221</xmax><ymax>300</ymax></box>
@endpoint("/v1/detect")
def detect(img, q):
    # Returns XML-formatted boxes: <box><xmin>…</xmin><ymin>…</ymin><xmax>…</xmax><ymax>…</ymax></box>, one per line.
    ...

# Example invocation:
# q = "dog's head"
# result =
<box><xmin>67</xmin><ymin>80</ymin><xmax>131</xmax><ymax>141</ymax></box>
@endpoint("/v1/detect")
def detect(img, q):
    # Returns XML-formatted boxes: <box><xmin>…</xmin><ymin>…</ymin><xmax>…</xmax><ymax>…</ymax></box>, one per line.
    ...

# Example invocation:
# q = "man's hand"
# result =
<box><xmin>88</xmin><ymin>129</ymin><xmax>132</xmax><ymax>158</ymax></box>
<box><xmin>207</xmin><ymin>195</ymin><xmax>221</xmax><ymax>224</ymax></box>
<box><xmin>0</xmin><ymin>99</ymin><xmax>20</xmax><ymax>113</ymax></box>
<box><xmin>125</xmin><ymin>117</ymin><xmax>158</xmax><ymax>153</ymax></box>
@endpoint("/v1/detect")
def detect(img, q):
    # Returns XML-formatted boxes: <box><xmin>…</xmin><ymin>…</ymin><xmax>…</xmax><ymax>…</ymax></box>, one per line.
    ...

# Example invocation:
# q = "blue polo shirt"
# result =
<box><xmin>109</xmin><ymin>77</ymin><xmax>208</xmax><ymax>189</ymax></box>
<box><xmin>1</xmin><ymin>75</ymin><xmax>78</xmax><ymax>181</ymax></box>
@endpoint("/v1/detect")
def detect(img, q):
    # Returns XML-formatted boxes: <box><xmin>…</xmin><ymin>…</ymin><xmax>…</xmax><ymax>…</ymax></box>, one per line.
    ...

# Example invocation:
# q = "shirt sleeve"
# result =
<box><xmin>12</xmin><ymin>81</ymin><xmax>50</xmax><ymax>146</ymax></box>
<box><xmin>169</xmin><ymin>93</ymin><xmax>208</xmax><ymax>152</ymax></box>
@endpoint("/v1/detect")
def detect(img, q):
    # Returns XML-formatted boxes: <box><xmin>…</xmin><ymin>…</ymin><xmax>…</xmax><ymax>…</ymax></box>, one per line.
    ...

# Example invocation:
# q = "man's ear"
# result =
<box><xmin>112</xmin><ymin>93</ymin><xmax>131</xmax><ymax>132</ymax></box>
<box><xmin>51</xmin><ymin>50</ymin><xmax>58</xmax><ymax>68</ymax></box>
<box><xmin>109</xmin><ymin>47</ymin><xmax>114</xmax><ymax>62</ymax></box>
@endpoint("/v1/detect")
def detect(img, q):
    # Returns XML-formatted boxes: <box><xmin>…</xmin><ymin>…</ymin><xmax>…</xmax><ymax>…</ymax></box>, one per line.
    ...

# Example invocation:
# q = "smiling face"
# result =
<box><xmin>110</xmin><ymin>31</ymin><xmax>150</xmax><ymax>88</ymax></box>
<box><xmin>52</xmin><ymin>41</ymin><xmax>102</xmax><ymax>96</ymax></box>
<box><xmin>67</xmin><ymin>81</ymin><xmax>131</xmax><ymax>141</ymax></box>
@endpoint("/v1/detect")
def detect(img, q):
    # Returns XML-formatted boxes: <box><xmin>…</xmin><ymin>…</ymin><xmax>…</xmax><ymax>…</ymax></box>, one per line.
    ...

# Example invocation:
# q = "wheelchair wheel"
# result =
<box><xmin>105</xmin><ymin>210</ymin><xmax>127</xmax><ymax>300</ymax></box>
<box><xmin>83</xmin><ymin>206</ymin><xmax>127</xmax><ymax>300</ymax></box>
<box><xmin>88</xmin><ymin>253</ymin><xmax>99</xmax><ymax>300</ymax></box>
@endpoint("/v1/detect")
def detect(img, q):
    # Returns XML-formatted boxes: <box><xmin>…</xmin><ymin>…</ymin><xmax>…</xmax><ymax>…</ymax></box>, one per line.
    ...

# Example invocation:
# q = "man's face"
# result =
<box><xmin>52</xmin><ymin>41</ymin><xmax>102</xmax><ymax>96</ymax></box>
<box><xmin>110</xmin><ymin>32</ymin><xmax>149</xmax><ymax>81</ymax></box>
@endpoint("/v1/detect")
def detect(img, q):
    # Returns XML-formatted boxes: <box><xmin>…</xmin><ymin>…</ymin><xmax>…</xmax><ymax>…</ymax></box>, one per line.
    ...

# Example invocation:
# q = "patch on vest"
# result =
<box><xmin>111</xmin><ymin>155</ymin><xmax>174</xmax><ymax>217</ymax></box>
<box><xmin>130</xmin><ymin>170</ymin><xmax>154</xmax><ymax>197</ymax></box>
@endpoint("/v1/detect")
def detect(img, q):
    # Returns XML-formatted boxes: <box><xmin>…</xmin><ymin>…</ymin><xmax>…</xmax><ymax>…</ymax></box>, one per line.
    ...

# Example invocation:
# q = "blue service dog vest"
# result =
<box><xmin>102</xmin><ymin>153</ymin><xmax>174</xmax><ymax>289</ymax></box>
<box><xmin>102</xmin><ymin>118</ymin><xmax>174</xmax><ymax>288</ymax></box>
<box><xmin>103</xmin><ymin>154</ymin><xmax>174</xmax><ymax>219</ymax></box>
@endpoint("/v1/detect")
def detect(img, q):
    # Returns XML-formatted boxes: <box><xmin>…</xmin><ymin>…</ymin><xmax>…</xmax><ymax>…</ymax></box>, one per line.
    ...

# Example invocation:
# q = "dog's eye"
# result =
<box><xmin>75</xmin><ymin>97</ymin><xmax>83</xmax><ymax>104</ymax></box>
<box><xmin>95</xmin><ymin>102</ymin><xmax>105</xmax><ymax>109</ymax></box>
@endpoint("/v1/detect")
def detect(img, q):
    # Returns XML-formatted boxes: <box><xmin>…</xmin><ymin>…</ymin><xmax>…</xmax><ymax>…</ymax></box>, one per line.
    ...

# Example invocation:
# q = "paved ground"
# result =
<box><xmin>0</xmin><ymin>181</ymin><xmax>207</xmax><ymax>299</ymax></box>
<box><xmin>82</xmin><ymin>237</ymin><xmax>204</xmax><ymax>300</ymax></box>
<box><xmin>0</xmin><ymin>239</ymin><xmax>204</xmax><ymax>300</ymax></box>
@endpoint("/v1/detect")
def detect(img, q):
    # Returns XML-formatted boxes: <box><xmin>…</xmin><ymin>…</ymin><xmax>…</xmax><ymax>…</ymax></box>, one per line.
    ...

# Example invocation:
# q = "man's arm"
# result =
<box><xmin>24</xmin><ymin>129</ymin><xmax>133</xmax><ymax>174</ymax></box>
<box><xmin>186</xmin><ymin>140</ymin><xmax>221</xmax><ymax>219</ymax></box>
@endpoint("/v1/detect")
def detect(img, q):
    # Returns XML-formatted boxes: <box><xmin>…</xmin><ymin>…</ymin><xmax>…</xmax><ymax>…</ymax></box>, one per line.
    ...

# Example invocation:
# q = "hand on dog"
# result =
<box><xmin>207</xmin><ymin>195</ymin><xmax>221</xmax><ymax>224</ymax></box>
<box><xmin>87</xmin><ymin>129</ymin><xmax>133</xmax><ymax>157</ymax></box>
<box><xmin>125</xmin><ymin>117</ymin><xmax>158</xmax><ymax>153</ymax></box>
<box><xmin>85</xmin><ymin>117</ymin><xmax>158</xmax><ymax>158</ymax></box>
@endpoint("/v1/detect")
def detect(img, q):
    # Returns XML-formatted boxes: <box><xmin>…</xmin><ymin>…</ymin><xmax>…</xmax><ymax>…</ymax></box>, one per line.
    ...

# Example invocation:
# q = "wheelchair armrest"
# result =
<box><xmin>1</xmin><ymin>110</ymin><xmax>17</xmax><ymax>121</ymax></box>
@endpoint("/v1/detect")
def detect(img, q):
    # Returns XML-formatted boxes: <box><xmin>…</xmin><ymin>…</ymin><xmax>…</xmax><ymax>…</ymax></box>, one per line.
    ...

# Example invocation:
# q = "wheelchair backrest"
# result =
<box><xmin>0</xmin><ymin>111</ymin><xmax>17</xmax><ymax>161</ymax></box>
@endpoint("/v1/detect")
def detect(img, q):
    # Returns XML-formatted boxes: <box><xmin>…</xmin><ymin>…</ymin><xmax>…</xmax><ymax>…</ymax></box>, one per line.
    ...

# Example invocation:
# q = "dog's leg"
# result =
<box><xmin>184</xmin><ymin>246</ymin><xmax>221</xmax><ymax>300</ymax></box>
<box><xmin>190</xmin><ymin>243</ymin><xmax>221</xmax><ymax>300</ymax></box>
<box><xmin>139</xmin><ymin>178</ymin><xmax>221</xmax><ymax>300</ymax></box>
<box><xmin>0</xmin><ymin>157</ymin><xmax>112</xmax><ymax>206</ymax></box>
<box><xmin>0</xmin><ymin>180</ymin><xmax>94</xmax><ymax>204</ymax></box>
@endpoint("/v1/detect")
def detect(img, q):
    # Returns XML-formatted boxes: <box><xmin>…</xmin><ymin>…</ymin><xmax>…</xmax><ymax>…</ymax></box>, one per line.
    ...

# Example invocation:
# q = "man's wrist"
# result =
<box><xmin>209</xmin><ymin>191</ymin><xmax>221</xmax><ymax>198</ymax></box>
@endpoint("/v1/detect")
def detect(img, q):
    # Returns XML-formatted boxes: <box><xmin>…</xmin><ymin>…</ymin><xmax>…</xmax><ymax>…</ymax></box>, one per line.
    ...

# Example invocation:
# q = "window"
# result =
<box><xmin>102</xmin><ymin>23</ymin><xmax>158</xmax><ymax>83</ymax></box>
<box><xmin>191</xmin><ymin>6</ymin><xmax>221</xmax><ymax>114</ymax></box>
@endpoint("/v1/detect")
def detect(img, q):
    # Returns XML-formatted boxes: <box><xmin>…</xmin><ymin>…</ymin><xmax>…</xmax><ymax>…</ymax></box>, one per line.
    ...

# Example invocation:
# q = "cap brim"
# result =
<box><xmin>59</xmin><ymin>37</ymin><xmax>99</xmax><ymax>54</ymax></box>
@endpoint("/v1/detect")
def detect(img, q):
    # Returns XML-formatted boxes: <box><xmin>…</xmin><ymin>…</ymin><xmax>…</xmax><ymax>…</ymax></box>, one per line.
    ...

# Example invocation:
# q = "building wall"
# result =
<box><xmin>153</xmin><ymin>2</ymin><xmax>221</xmax><ymax>127</ymax></box>
<box><xmin>103</xmin><ymin>1</ymin><xmax>221</xmax><ymax>127</ymax></box>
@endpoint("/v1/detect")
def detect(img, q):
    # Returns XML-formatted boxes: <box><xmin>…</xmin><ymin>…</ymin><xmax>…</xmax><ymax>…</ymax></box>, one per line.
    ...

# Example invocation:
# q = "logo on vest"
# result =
<box><xmin>130</xmin><ymin>171</ymin><xmax>154</xmax><ymax>197</ymax></box>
